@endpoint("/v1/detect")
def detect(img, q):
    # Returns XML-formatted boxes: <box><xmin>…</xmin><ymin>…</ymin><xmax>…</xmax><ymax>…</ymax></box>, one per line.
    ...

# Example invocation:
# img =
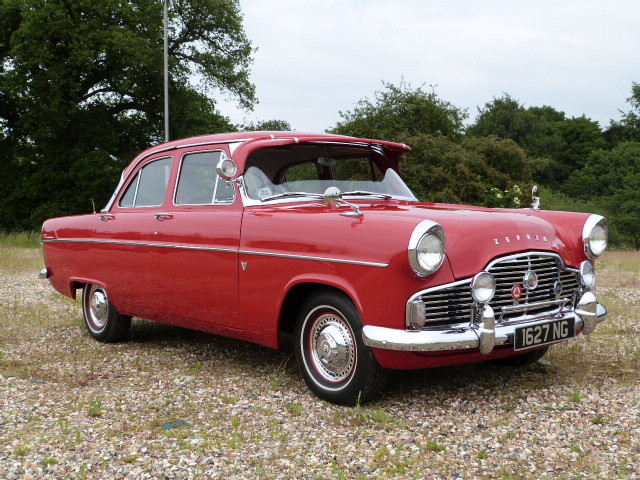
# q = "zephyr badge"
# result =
<box><xmin>523</xmin><ymin>270</ymin><xmax>538</xmax><ymax>290</ymax></box>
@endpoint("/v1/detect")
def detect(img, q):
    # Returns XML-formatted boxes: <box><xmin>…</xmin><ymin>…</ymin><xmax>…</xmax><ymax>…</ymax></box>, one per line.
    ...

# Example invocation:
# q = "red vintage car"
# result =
<box><xmin>40</xmin><ymin>132</ymin><xmax>608</xmax><ymax>405</ymax></box>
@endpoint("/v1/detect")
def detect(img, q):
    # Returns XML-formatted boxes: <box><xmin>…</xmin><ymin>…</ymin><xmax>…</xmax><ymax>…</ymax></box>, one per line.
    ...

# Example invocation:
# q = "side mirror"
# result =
<box><xmin>216</xmin><ymin>158</ymin><xmax>238</xmax><ymax>180</ymax></box>
<box><xmin>323</xmin><ymin>186</ymin><xmax>342</xmax><ymax>206</ymax></box>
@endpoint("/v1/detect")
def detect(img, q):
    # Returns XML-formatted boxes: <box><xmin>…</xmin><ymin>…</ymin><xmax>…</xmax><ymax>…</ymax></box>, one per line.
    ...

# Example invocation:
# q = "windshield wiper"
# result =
<box><xmin>259</xmin><ymin>192</ymin><xmax>323</xmax><ymax>202</ymax></box>
<box><xmin>342</xmin><ymin>191</ymin><xmax>392</xmax><ymax>200</ymax></box>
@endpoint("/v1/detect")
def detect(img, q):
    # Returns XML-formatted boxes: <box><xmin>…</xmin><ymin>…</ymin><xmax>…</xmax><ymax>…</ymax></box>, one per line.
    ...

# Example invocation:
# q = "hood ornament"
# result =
<box><xmin>531</xmin><ymin>185</ymin><xmax>540</xmax><ymax>210</ymax></box>
<box><xmin>323</xmin><ymin>187</ymin><xmax>363</xmax><ymax>218</ymax></box>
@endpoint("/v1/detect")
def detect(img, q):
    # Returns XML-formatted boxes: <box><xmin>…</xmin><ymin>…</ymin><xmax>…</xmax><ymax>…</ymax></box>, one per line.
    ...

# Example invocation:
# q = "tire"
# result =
<box><xmin>491</xmin><ymin>346</ymin><xmax>550</xmax><ymax>367</ymax></box>
<box><xmin>294</xmin><ymin>290</ymin><xmax>388</xmax><ymax>405</ymax></box>
<box><xmin>81</xmin><ymin>284</ymin><xmax>131</xmax><ymax>342</ymax></box>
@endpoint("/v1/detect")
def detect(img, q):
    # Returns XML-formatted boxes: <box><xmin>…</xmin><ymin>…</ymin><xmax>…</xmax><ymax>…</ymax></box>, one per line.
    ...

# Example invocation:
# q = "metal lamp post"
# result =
<box><xmin>163</xmin><ymin>0</ymin><xmax>169</xmax><ymax>142</ymax></box>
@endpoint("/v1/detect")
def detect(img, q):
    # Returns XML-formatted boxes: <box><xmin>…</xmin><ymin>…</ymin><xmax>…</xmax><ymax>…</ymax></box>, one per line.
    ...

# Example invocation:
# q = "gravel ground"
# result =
<box><xmin>1</xmin><ymin>249</ymin><xmax>639</xmax><ymax>479</ymax></box>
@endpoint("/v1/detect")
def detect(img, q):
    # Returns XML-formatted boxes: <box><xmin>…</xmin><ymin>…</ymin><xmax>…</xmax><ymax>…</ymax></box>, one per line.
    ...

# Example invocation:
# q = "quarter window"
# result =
<box><xmin>175</xmin><ymin>151</ymin><xmax>235</xmax><ymax>205</ymax></box>
<box><xmin>119</xmin><ymin>157</ymin><xmax>172</xmax><ymax>208</ymax></box>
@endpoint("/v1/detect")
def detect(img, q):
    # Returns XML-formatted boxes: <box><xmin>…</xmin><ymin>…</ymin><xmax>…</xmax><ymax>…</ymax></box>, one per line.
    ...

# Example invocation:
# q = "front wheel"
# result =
<box><xmin>82</xmin><ymin>284</ymin><xmax>131</xmax><ymax>342</ymax></box>
<box><xmin>295</xmin><ymin>290</ymin><xmax>388</xmax><ymax>405</ymax></box>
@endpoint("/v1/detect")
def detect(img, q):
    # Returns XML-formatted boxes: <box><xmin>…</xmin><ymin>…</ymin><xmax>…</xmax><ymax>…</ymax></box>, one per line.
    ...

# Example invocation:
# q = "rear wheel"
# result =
<box><xmin>295</xmin><ymin>290</ymin><xmax>388</xmax><ymax>405</ymax></box>
<box><xmin>492</xmin><ymin>346</ymin><xmax>550</xmax><ymax>367</ymax></box>
<box><xmin>82</xmin><ymin>284</ymin><xmax>131</xmax><ymax>342</ymax></box>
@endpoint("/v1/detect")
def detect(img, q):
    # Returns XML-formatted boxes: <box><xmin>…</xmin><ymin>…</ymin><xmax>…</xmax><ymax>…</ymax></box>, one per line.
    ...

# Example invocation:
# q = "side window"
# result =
<box><xmin>118</xmin><ymin>157</ymin><xmax>172</xmax><ymax>208</ymax></box>
<box><xmin>175</xmin><ymin>150</ymin><xmax>235</xmax><ymax>205</ymax></box>
<box><xmin>119</xmin><ymin>172</ymin><xmax>139</xmax><ymax>207</ymax></box>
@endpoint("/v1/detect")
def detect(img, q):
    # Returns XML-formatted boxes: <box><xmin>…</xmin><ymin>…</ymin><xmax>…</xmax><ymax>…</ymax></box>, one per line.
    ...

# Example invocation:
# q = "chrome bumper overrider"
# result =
<box><xmin>362</xmin><ymin>293</ymin><xmax>608</xmax><ymax>353</ymax></box>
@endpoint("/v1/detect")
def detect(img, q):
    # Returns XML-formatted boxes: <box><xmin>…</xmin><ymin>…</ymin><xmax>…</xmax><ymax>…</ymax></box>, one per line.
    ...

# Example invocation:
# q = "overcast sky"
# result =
<box><xmin>215</xmin><ymin>0</ymin><xmax>640</xmax><ymax>133</ymax></box>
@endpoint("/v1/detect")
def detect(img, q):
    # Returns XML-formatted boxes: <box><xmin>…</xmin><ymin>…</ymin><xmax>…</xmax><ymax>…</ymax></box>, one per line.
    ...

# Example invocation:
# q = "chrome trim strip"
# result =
<box><xmin>239</xmin><ymin>249</ymin><xmax>388</xmax><ymax>267</ymax></box>
<box><xmin>42</xmin><ymin>239</ymin><xmax>236</xmax><ymax>254</ymax></box>
<box><xmin>42</xmin><ymin>239</ymin><xmax>385</xmax><ymax>266</ymax></box>
<box><xmin>138</xmin><ymin>139</ymin><xmax>251</xmax><ymax>164</ymax></box>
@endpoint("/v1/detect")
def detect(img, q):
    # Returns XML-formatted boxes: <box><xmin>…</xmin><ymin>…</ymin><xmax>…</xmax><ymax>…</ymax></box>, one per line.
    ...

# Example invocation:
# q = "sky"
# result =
<box><xmin>215</xmin><ymin>0</ymin><xmax>640</xmax><ymax>133</ymax></box>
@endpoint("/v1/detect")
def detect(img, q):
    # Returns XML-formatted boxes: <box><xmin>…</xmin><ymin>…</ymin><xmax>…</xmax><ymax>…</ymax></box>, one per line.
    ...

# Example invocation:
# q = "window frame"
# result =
<box><xmin>117</xmin><ymin>156</ymin><xmax>173</xmax><ymax>209</ymax></box>
<box><xmin>172</xmin><ymin>149</ymin><xmax>236</xmax><ymax>206</ymax></box>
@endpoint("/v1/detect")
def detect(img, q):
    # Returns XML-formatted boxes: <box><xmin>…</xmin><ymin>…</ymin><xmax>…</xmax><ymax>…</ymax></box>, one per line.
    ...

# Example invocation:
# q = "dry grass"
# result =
<box><xmin>0</xmin><ymin>247</ymin><xmax>638</xmax><ymax>479</ymax></box>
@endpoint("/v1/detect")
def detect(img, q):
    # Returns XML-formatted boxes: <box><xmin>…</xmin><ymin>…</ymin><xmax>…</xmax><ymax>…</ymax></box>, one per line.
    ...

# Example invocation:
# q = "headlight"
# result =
<box><xmin>471</xmin><ymin>271</ymin><xmax>496</xmax><ymax>303</ymax></box>
<box><xmin>580</xmin><ymin>261</ymin><xmax>596</xmax><ymax>289</ymax></box>
<box><xmin>582</xmin><ymin>215</ymin><xmax>608</xmax><ymax>258</ymax></box>
<box><xmin>408</xmin><ymin>221</ymin><xmax>446</xmax><ymax>276</ymax></box>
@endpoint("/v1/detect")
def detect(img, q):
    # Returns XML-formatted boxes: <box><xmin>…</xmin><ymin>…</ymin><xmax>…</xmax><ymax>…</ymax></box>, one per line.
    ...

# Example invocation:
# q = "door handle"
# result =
<box><xmin>99</xmin><ymin>213</ymin><xmax>115</xmax><ymax>221</ymax></box>
<box><xmin>155</xmin><ymin>212</ymin><xmax>173</xmax><ymax>221</ymax></box>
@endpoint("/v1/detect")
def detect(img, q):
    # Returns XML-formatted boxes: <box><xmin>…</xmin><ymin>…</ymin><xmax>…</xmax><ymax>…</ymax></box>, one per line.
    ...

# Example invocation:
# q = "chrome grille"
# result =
<box><xmin>418</xmin><ymin>253</ymin><xmax>580</xmax><ymax>327</ymax></box>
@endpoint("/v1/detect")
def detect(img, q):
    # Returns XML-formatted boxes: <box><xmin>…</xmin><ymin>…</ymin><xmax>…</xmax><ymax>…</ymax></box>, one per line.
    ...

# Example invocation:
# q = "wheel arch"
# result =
<box><xmin>277</xmin><ymin>276</ymin><xmax>363</xmax><ymax>338</ymax></box>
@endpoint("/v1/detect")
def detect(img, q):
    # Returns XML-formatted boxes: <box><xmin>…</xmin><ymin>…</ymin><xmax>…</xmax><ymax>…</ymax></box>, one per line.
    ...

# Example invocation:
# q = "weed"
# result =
<box><xmin>425</xmin><ymin>440</ymin><xmax>446</xmax><ymax>452</ymax></box>
<box><xmin>592</xmin><ymin>416</ymin><xmax>611</xmax><ymax>425</ymax></box>
<box><xmin>231</xmin><ymin>416</ymin><xmax>241</xmax><ymax>429</ymax></box>
<box><xmin>88</xmin><ymin>398</ymin><xmax>103</xmax><ymax>417</ymax></box>
<box><xmin>477</xmin><ymin>450</ymin><xmax>489</xmax><ymax>460</ymax></box>
<box><xmin>14</xmin><ymin>445</ymin><xmax>28</xmax><ymax>456</ymax></box>
<box><xmin>570</xmin><ymin>389</ymin><xmax>582</xmax><ymax>404</ymax></box>
<box><xmin>124</xmin><ymin>454</ymin><xmax>139</xmax><ymax>463</ymax></box>
<box><xmin>58</xmin><ymin>416</ymin><xmax>70</xmax><ymax>434</ymax></box>
<box><xmin>40</xmin><ymin>457</ymin><xmax>59</xmax><ymax>466</ymax></box>
<box><xmin>368</xmin><ymin>406</ymin><xmax>392</xmax><ymax>424</ymax></box>
<box><xmin>76</xmin><ymin>464</ymin><xmax>87</xmax><ymax>480</ymax></box>
<box><xmin>288</xmin><ymin>401</ymin><xmax>303</xmax><ymax>416</ymax></box>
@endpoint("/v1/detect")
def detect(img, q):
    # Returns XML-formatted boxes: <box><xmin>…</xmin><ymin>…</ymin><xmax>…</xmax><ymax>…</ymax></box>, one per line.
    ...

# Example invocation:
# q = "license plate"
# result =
<box><xmin>514</xmin><ymin>318</ymin><xmax>575</xmax><ymax>351</ymax></box>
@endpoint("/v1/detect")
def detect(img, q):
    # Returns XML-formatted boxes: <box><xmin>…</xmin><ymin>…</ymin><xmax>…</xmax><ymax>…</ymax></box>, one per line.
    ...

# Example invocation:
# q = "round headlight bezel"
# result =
<box><xmin>470</xmin><ymin>271</ymin><xmax>496</xmax><ymax>304</ymax></box>
<box><xmin>580</xmin><ymin>260</ymin><xmax>596</xmax><ymax>289</ymax></box>
<box><xmin>582</xmin><ymin>214</ymin><xmax>608</xmax><ymax>259</ymax></box>
<box><xmin>408</xmin><ymin>221</ymin><xmax>446</xmax><ymax>277</ymax></box>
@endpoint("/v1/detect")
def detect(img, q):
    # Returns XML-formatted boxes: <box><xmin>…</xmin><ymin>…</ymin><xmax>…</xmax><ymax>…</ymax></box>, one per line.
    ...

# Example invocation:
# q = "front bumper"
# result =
<box><xmin>362</xmin><ymin>293</ymin><xmax>607</xmax><ymax>353</ymax></box>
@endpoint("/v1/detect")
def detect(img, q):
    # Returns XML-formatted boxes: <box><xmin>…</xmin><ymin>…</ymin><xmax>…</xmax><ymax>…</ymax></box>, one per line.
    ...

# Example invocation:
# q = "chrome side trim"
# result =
<box><xmin>42</xmin><ymin>239</ymin><xmax>236</xmax><ymax>254</ymax></box>
<box><xmin>239</xmin><ymin>249</ymin><xmax>388</xmax><ymax>267</ymax></box>
<box><xmin>42</xmin><ymin>239</ymin><xmax>386</xmax><ymax>267</ymax></box>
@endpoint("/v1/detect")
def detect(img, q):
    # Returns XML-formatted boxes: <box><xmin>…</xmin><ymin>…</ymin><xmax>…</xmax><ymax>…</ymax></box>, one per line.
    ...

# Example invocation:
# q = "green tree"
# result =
<box><xmin>467</xmin><ymin>95</ymin><xmax>606</xmax><ymax>187</ymax></box>
<box><xmin>0</xmin><ymin>0</ymin><xmax>254</xmax><ymax>230</ymax></box>
<box><xmin>240</xmin><ymin>119</ymin><xmax>292</xmax><ymax>131</ymax></box>
<box><xmin>565</xmin><ymin>142</ymin><xmax>640</xmax><ymax>248</ymax></box>
<box><xmin>330</xmin><ymin>82</ymin><xmax>539</xmax><ymax>207</ymax></box>
<box><xmin>330</xmin><ymin>80</ymin><xmax>467</xmax><ymax>141</ymax></box>
<box><xmin>466</xmin><ymin>95</ymin><xmax>562</xmax><ymax>158</ymax></box>
<box><xmin>605</xmin><ymin>82</ymin><xmax>640</xmax><ymax>145</ymax></box>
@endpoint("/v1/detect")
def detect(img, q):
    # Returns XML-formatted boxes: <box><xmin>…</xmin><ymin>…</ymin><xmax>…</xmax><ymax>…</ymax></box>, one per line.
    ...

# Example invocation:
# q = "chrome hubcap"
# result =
<box><xmin>310</xmin><ymin>313</ymin><xmax>355</xmax><ymax>383</ymax></box>
<box><xmin>89</xmin><ymin>286</ymin><xmax>108</xmax><ymax>329</ymax></box>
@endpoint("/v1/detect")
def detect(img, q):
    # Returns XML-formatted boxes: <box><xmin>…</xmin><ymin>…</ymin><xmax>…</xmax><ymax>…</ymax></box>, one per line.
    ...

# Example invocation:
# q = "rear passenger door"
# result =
<box><xmin>93</xmin><ymin>155</ymin><xmax>175</xmax><ymax>311</ymax></box>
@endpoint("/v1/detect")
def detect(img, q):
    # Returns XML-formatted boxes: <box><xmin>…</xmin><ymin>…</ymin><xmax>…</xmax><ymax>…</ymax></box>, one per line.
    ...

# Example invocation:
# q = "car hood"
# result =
<box><xmin>242</xmin><ymin>200</ymin><xmax>591</xmax><ymax>281</ymax></box>
<box><xmin>388</xmin><ymin>202</ymin><xmax>590</xmax><ymax>278</ymax></box>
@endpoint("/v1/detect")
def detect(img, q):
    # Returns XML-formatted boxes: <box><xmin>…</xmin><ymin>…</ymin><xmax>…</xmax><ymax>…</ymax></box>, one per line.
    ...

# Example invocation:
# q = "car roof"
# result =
<box><xmin>124</xmin><ymin>131</ymin><xmax>411</xmax><ymax>178</ymax></box>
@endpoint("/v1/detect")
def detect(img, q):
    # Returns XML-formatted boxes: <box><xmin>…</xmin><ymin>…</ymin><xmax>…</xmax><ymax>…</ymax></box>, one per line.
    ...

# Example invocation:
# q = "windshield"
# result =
<box><xmin>243</xmin><ymin>144</ymin><xmax>416</xmax><ymax>202</ymax></box>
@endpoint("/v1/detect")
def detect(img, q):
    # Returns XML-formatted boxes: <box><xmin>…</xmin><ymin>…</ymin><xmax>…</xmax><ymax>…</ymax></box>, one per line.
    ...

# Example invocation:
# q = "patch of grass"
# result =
<box><xmin>592</xmin><ymin>415</ymin><xmax>611</xmax><ymax>425</ymax></box>
<box><xmin>425</xmin><ymin>440</ymin><xmax>445</xmax><ymax>452</ymax></box>
<box><xmin>124</xmin><ymin>454</ymin><xmax>139</xmax><ymax>463</ymax></box>
<box><xmin>0</xmin><ymin>231</ymin><xmax>41</xmax><ymax>248</ymax></box>
<box><xmin>88</xmin><ymin>398</ymin><xmax>103</xmax><ymax>417</ymax></box>
<box><xmin>288</xmin><ymin>401</ymin><xmax>303</xmax><ymax>416</ymax></box>
<box><xmin>40</xmin><ymin>456</ymin><xmax>59</xmax><ymax>466</ymax></box>
<box><xmin>570</xmin><ymin>389</ymin><xmax>581</xmax><ymax>404</ymax></box>
<box><xmin>14</xmin><ymin>445</ymin><xmax>28</xmax><ymax>456</ymax></box>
